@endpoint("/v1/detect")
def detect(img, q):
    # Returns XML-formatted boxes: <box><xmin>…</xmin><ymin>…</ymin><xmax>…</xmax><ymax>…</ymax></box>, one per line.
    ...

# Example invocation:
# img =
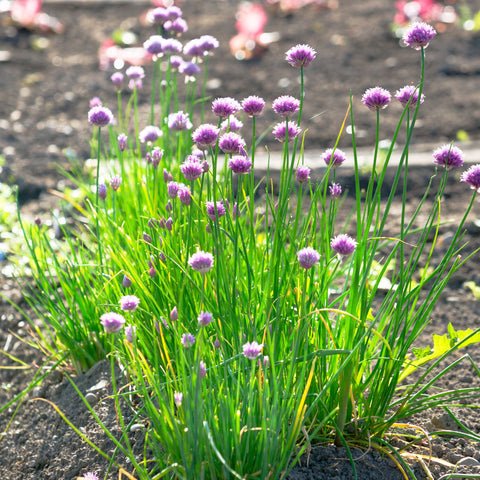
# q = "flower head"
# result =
<box><xmin>229</xmin><ymin>155</ymin><xmax>252</xmax><ymax>174</ymax></box>
<box><xmin>206</xmin><ymin>201</ymin><xmax>227</xmax><ymax>221</ymax></box>
<box><xmin>181</xmin><ymin>332</ymin><xmax>196</xmax><ymax>348</ymax></box>
<box><xmin>188</xmin><ymin>251</ymin><xmax>214</xmax><ymax>274</ymax></box>
<box><xmin>285</xmin><ymin>44</ymin><xmax>317</xmax><ymax>67</ymax></box>
<box><xmin>395</xmin><ymin>85</ymin><xmax>425</xmax><ymax>109</ymax></box>
<box><xmin>119</xmin><ymin>295</ymin><xmax>140</xmax><ymax>312</ymax></box>
<box><xmin>181</xmin><ymin>157</ymin><xmax>203</xmax><ymax>181</ymax></box>
<box><xmin>98</xmin><ymin>183</ymin><xmax>107</xmax><ymax>200</ymax></box>
<box><xmin>183</xmin><ymin>38</ymin><xmax>205</xmax><ymax>57</ymax></box>
<box><xmin>89</xmin><ymin>97</ymin><xmax>102</xmax><ymax>108</ymax></box>
<box><xmin>139</xmin><ymin>125</ymin><xmax>162</xmax><ymax>144</ymax></box>
<box><xmin>322</xmin><ymin>148</ymin><xmax>347</xmax><ymax>168</ymax></box>
<box><xmin>162</xmin><ymin>37</ymin><xmax>183</xmax><ymax>54</ymax></box>
<box><xmin>126</xmin><ymin>66</ymin><xmax>145</xmax><ymax>89</ymax></box>
<box><xmin>170</xmin><ymin>306</ymin><xmax>179</xmax><ymax>321</ymax></box>
<box><xmin>164</xmin><ymin>17</ymin><xmax>188</xmax><ymax>36</ymax></box>
<box><xmin>144</xmin><ymin>35</ymin><xmax>165</xmax><ymax>56</ymax></box>
<box><xmin>168</xmin><ymin>111</ymin><xmax>192</xmax><ymax>131</ymax></box>
<box><xmin>110</xmin><ymin>175</ymin><xmax>122</xmax><ymax>191</ymax></box>
<box><xmin>179</xmin><ymin>61</ymin><xmax>201</xmax><ymax>77</ymax></box>
<box><xmin>178</xmin><ymin>185</ymin><xmax>192</xmax><ymax>205</ymax></box>
<box><xmin>273</xmin><ymin>95</ymin><xmax>300</xmax><ymax>117</ymax></box>
<box><xmin>242</xmin><ymin>95</ymin><xmax>265</xmax><ymax>117</ymax></box>
<box><xmin>221</xmin><ymin>115</ymin><xmax>243</xmax><ymax>133</ymax></box>
<box><xmin>199</xmin><ymin>360</ymin><xmax>207</xmax><ymax>378</ymax></box>
<box><xmin>219</xmin><ymin>132</ymin><xmax>246</xmax><ymax>155</ymax></box>
<box><xmin>81</xmin><ymin>473</ymin><xmax>99</xmax><ymax>480</ymax></box>
<box><xmin>100</xmin><ymin>312</ymin><xmax>126</xmax><ymax>334</ymax></box>
<box><xmin>117</xmin><ymin>133</ymin><xmax>128</xmax><ymax>151</ymax></box>
<box><xmin>199</xmin><ymin>35</ymin><xmax>219</xmax><ymax>54</ymax></box>
<box><xmin>329</xmin><ymin>183</ymin><xmax>342</xmax><ymax>199</ymax></box>
<box><xmin>125</xmin><ymin>324</ymin><xmax>136</xmax><ymax>343</ymax></box>
<box><xmin>111</xmin><ymin>72</ymin><xmax>123</xmax><ymax>90</ymax></box>
<box><xmin>88</xmin><ymin>106</ymin><xmax>113</xmax><ymax>127</ymax></box>
<box><xmin>122</xmin><ymin>275</ymin><xmax>132</xmax><ymax>288</ymax></box>
<box><xmin>150</xmin><ymin>7</ymin><xmax>169</xmax><ymax>25</ymax></box>
<box><xmin>243</xmin><ymin>341</ymin><xmax>263</xmax><ymax>360</ymax></box>
<box><xmin>297</xmin><ymin>247</ymin><xmax>320</xmax><ymax>270</ymax></box>
<box><xmin>198</xmin><ymin>311</ymin><xmax>213</xmax><ymax>327</ymax></box>
<box><xmin>272</xmin><ymin>122</ymin><xmax>302</xmax><ymax>143</ymax></box>
<box><xmin>432</xmin><ymin>144</ymin><xmax>464</xmax><ymax>170</ymax></box>
<box><xmin>212</xmin><ymin>97</ymin><xmax>241</xmax><ymax>118</ymax></box>
<box><xmin>296</xmin><ymin>165</ymin><xmax>310</xmax><ymax>183</ymax></box>
<box><xmin>167</xmin><ymin>181</ymin><xmax>179</xmax><ymax>199</ymax></box>
<box><xmin>174</xmin><ymin>391</ymin><xmax>183</xmax><ymax>407</ymax></box>
<box><xmin>192</xmin><ymin>124</ymin><xmax>219</xmax><ymax>149</ymax></box>
<box><xmin>331</xmin><ymin>234</ymin><xmax>357</xmax><ymax>259</ymax></box>
<box><xmin>461</xmin><ymin>164</ymin><xmax>480</xmax><ymax>192</ymax></box>
<box><xmin>403</xmin><ymin>22</ymin><xmax>436</xmax><ymax>50</ymax></box>
<box><xmin>362</xmin><ymin>87</ymin><xmax>391</xmax><ymax>111</ymax></box>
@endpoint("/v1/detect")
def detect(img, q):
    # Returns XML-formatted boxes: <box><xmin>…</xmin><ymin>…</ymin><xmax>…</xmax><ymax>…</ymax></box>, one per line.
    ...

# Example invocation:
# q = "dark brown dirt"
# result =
<box><xmin>1</xmin><ymin>1</ymin><xmax>480</xmax><ymax>479</ymax></box>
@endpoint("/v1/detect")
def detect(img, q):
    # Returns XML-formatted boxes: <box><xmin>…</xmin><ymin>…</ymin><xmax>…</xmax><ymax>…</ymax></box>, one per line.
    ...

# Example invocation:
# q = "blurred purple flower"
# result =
<box><xmin>272</xmin><ymin>122</ymin><xmax>301</xmax><ymax>143</ymax></box>
<box><xmin>168</xmin><ymin>111</ymin><xmax>192</xmax><ymax>131</ymax></box>
<box><xmin>403</xmin><ymin>22</ymin><xmax>436</xmax><ymax>50</ymax></box>
<box><xmin>206</xmin><ymin>200</ymin><xmax>226</xmax><ymax>221</ymax></box>
<box><xmin>174</xmin><ymin>391</ymin><xmax>183</xmax><ymax>407</ymax></box>
<box><xmin>88</xmin><ymin>106</ymin><xmax>113</xmax><ymax>127</ymax></box>
<box><xmin>297</xmin><ymin>247</ymin><xmax>320</xmax><ymax>269</ymax></box>
<box><xmin>180</xmin><ymin>157</ymin><xmax>203</xmax><ymax>181</ymax></box>
<box><xmin>461</xmin><ymin>164</ymin><xmax>480</xmax><ymax>192</ymax></box>
<box><xmin>100</xmin><ymin>312</ymin><xmax>125</xmax><ymax>334</ymax></box>
<box><xmin>322</xmin><ymin>148</ymin><xmax>347</xmax><ymax>168</ymax></box>
<box><xmin>139</xmin><ymin>125</ymin><xmax>162</xmax><ymax>144</ymax></box>
<box><xmin>125</xmin><ymin>324</ymin><xmax>136</xmax><ymax>343</ymax></box>
<box><xmin>192</xmin><ymin>124</ymin><xmax>219</xmax><ymax>149</ymax></box>
<box><xmin>329</xmin><ymin>183</ymin><xmax>342</xmax><ymax>199</ymax></box>
<box><xmin>243</xmin><ymin>341</ymin><xmax>263</xmax><ymax>360</ymax></box>
<box><xmin>272</xmin><ymin>95</ymin><xmax>300</xmax><ymax>117</ymax></box>
<box><xmin>199</xmin><ymin>360</ymin><xmax>207</xmax><ymax>378</ymax></box>
<box><xmin>395</xmin><ymin>85</ymin><xmax>425</xmax><ymax>109</ymax></box>
<box><xmin>198</xmin><ymin>311</ymin><xmax>213</xmax><ymax>327</ymax></box>
<box><xmin>229</xmin><ymin>155</ymin><xmax>252</xmax><ymax>174</ymax></box>
<box><xmin>295</xmin><ymin>165</ymin><xmax>310</xmax><ymax>183</ymax></box>
<box><xmin>170</xmin><ymin>306</ymin><xmax>179</xmax><ymax>322</ymax></box>
<box><xmin>122</xmin><ymin>275</ymin><xmax>132</xmax><ymax>288</ymax></box>
<box><xmin>181</xmin><ymin>332</ymin><xmax>195</xmax><ymax>348</ymax></box>
<box><xmin>221</xmin><ymin>115</ymin><xmax>243</xmax><ymax>133</ymax></box>
<box><xmin>178</xmin><ymin>185</ymin><xmax>192</xmax><ymax>205</ymax></box>
<box><xmin>188</xmin><ymin>251</ymin><xmax>214</xmax><ymax>274</ymax></box>
<box><xmin>242</xmin><ymin>95</ymin><xmax>265</xmax><ymax>117</ymax></box>
<box><xmin>331</xmin><ymin>234</ymin><xmax>357</xmax><ymax>259</ymax></box>
<box><xmin>89</xmin><ymin>97</ymin><xmax>102</xmax><ymax>108</ymax></box>
<box><xmin>110</xmin><ymin>72</ymin><xmax>123</xmax><ymax>90</ymax></box>
<box><xmin>144</xmin><ymin>35</ymin><xmax>164</xmax><ymax>56</ymax></box>
<box><xmin>98</xmin><ymin>183</ymin><xmax>107</xmax><ymax>200</ymax></box>
<box><xmin>119</xmin><ymin>295</ymin><xmax>140</xmax><ymax>312</ymax></box>
<box><xmin>110</xmin><ymin>175</ymin><xmax>122</xmax><ymax>191</ymax></box>
<box><xmin>212</xmin><ymin>97</ymin><xmax>241</xmax><ymax>119</ymax></box>
<box><xmin>117</xmin><ymin>133</ymin><xmax>127</xmax><ymax>152</ymax></box>
<box><xmin>167</xmin><ymin>181</ymin><xmax>180</xmax><ymax>199</ymax></box>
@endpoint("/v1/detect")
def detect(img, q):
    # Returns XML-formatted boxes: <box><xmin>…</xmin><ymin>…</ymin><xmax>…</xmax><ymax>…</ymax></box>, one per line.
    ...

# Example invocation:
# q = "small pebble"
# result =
<box><xmin>85</xmin><ymin>393</ymin><xmax>97</xmax><ymax>405</ymax></box>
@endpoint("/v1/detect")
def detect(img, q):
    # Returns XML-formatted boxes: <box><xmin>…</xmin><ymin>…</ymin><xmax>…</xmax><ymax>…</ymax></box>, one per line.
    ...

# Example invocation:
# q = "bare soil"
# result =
<box><xmin>1</xmin><ymin>1</ymin><xmax>480</xmax><ymax>479</ymax></box>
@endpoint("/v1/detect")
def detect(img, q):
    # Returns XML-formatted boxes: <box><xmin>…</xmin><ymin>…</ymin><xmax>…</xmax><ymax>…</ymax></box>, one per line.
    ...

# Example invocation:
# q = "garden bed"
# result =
<box><xmin>1</xmin><ymin>1</ymin><xmax>480</xmax><ymax>479</ymax></box>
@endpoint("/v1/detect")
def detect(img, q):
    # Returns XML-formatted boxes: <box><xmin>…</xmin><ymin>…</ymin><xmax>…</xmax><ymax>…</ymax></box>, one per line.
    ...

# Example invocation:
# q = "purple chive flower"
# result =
<box><xmin>221</xmin><ymin>116</ymin><xmax>243</xmax><ymax>133</ymax></box>
<box><xmin>167</xmin><ymin>181</ymin><xmax>180</xmax><ymax>199</ymax></box>
<box><xmin>110</xmin><ymin>175</ymin><xmax>122</xmax><ymax>191</ymax></box>
<box><xmin>149</xmin><ymin>266</ymin><xmax>157</xmax><ymax>278</ymax></box>
<box><xmin>89</xmin><ymin>97</ymin><xmax>102</xmax><ymax>108</ymax></box>
<box><xmin>178</xmin><ymin>185</ymin><xmax>192</xmax><ymax>205</ymax></box>
<box><xmin>461</xmin><ymin>164</ymin><xmax>480</xmax><ymax>192</ymax></box>
<box><xmin>181</xmin><ymin>332</ymin><xmax>196</xmax><ymax>348</ymax></box>
<box><xmin>296</xmin><ymin>165</ymin><xmax>310</xmax><ymax>183</ymax></box>
<box><xmin>329</xmin><ymin>183</ymin><xmax>342</xmax><ymax>199</ymax></box>
<box><xmin>229</xmin><ymin>155</ymin><xmax>252</xmax><ymax>174</ymax></box>
<box><xmin>170</xmin><ymin>306</ymin><xmax>179</xmax><ymax>322</ymax></box>
<box><xmin>212</xmin><ymin>97</ymin><xmax>241</xmax><ymax>119</ymax></box>
<box><xmin>139</xmin><ymin>125</ymin><xmax>163</xmax><ymax>144</ymax></box>
<box><xmin>126</xmin><ymin>66</ymin><xmax>145</xmax><ymax>89</ymax></box>
<box><xmin>150</xmin><ymin>7</ymin><xmax>169</xmax><ymax>25</ymax></box>
<box><xmin>119</xmin><ymin>295</ymin><xmax>140</xmax><ymax>312</ymax></box>
<box><xmin>206</xmin><ymin>201</ymin><xmax>227</xmax><ymax>221</ymax></box>
<box><xmin>164</xmin><ymin>169</ymin><xmax>173</xmax><ymax>183</ymax></box>
<box><xmin>403</xmin><ymin>22</ymin><xmax>437</xmax><ymax>50</ymax></box>
<box><xmin>179</xmin><ymin>61</ymin><xmax>201</xmax><ymax>77</ymax></box>
<box><xmin>98</xmin><ymin>183</ymin><xmax>107</xmax><ymax>200</ymax></box>
<box><xmin>166</xmin><ymin>200</ymin><xmax>173</xmax><ymax>212</ymax></box>
<box><xmin>188</xmin><ymin>251</ymin><xmax>214</xmax><ymax>274</ymax></box>
<box><xmin>199</xmin><ymin>360</ymin><xmax>207</xmax><ymax>378</ymax></box>
<box><xmin>143</xmin><ymin>35</ymin><xmax>164</xmax><ymax>56</ymax></box>
<box><xmin>395</xmin><ymin>85</ymin><xmax>425</xmax><ymax>109</ymax></box>
<box><xmin>88</xmin><ymin>106</ymin><xmax>113</xmax><ymax>127</ymax></box>
<box><xmin>166</xmin><ymin>5</ymin><xmax>182</xmax><ymax>19</ymax></box>
<box><xmin>168</xmin><ymin>111</ymin><xmax>193</xmax><ymax>131</ymax></box>
<box><xmin>331</xmin><ymin>234</ymin><xmax>358</xmax><ymax>259</ymax></box>
<box><xmin>82</xmin><ymin>473</ymin><xmax>99</xmax><ymax>480</ymax></box>
<box><xmin>297</xmin><ymin>247</ymin><xmax>320</xmax><ymax>269</ymax></box>
<box><xmin>243</xmin><ymin>341</ymin><xmax>263</xmax><ymax>360</ymax></box>
<box><xmin>170</xmin><ymin>55</ymin><xmax>184</xmax><ymax>70</ymax></box>
<box><xmin>151</xmin><ymin>147</ymin><xmax>163</xmax><ymax>168</ymax></box>
<box><xmin>122</xmin><ymin>275</ymin><xmax>132</xmax><ymax>288</ymax></box>
<box><xmin>198</xmin><ymin>311</ymin><xmax>213</xmax><ymax>327</ymax></box>
<box><xmin>199</xmin><ymin>35</ymin><xmax>219</xmax><ymax>54</ymax></box>
<box><xmin>242</xmin><ymin>95</ymin><xmax>265</xmax><ymax>117</ymax></box>
<box><xmin>362</xmin><ymin>87</ymin><xmax>391</xmax><ymax>111</ymax></box>
<box><xmin>164</xmin><ymin>17</ymin><xmax>188</xmax><ymax>35</ymax></box>
<box><xmin>111</xmin><ymin>72</ymin><xmax>123</xmax><ymax>90</ymax></box>
<box><xmin>143</xmin><ymin>231</ymin><xmax>153</xmax><ymax>244</ymax></box>
<box><xmin>191</xmin><ymin>148</ymin><xmax>206</xmax><ymax>161</ymax></box>
<box><xmin>202</xmin><ymin>160</ymin><xmax>210</xmax><ymax>173</ymax></box>
<box><xmin>165</xmin><ymin>217</ymin><xmax>173</xmax><ymax>231</ymax></box>
<box><xmin>214</xmin><ymin>338</ymin><xmax>221</xmax><ymax>349</ymax></box>
<box><xmin>432</xmin><ymin>144</ymin><xmax>464</xmax><ymax>170</ymax></box>
<box><xmin>272</xmin><ymin>95</ymin><xmax>300</xmax><ymax>117</ymax></box>
<box><xmin>192</xmin><ymin>124</ymin><xmax>219</xmax><ymax>149</ymax></box>
<box><xmin>285</xmin><ymin>44</ymin><xmax>317</xmax><ymax>67</ymax></box>
<box><xmin>100</xmin><ymin>312</ymin><xmax>126</xmax><ymax>334</ymax></box>
<box><xmin>174</xmin><ymin>391</ymin><xmax>183</xmax><ymax>407</ymax></box>
<box><xmin>125</xmin><ymin>324</ymin><xmax>136</xmax><ymax>343</ymax></box>
<box><xmin>322</xmin><ymin>148</ymin><xmax>347</xmax><ymax>168</ymax></box>
<box><xmin>219</xmin><ymin>132</ymin><xmax>246</xmax><ymax>155</ymax></box>
<box><xmin>117</xmin><ymin>133</ymin><xmax>128</xmax><ymax>152</ymax></box>
<box><xmin>181</xmin><ymin>157</ymin><xmax>204</xmax><ymax>181</ymax></box>
<box><xmin>183</xmin><ymin>38</ymin><xmax>205</xmax><ymax>57</ymax></box>
<box><xmin>162</xmin><ymin>38</ymin><xmax>183</xmax><ymax>54</ymax></box>
<box><xmin>272</xmin><ymin>122</ymin><xmax>302</xmax><ymax>143</ymax></box>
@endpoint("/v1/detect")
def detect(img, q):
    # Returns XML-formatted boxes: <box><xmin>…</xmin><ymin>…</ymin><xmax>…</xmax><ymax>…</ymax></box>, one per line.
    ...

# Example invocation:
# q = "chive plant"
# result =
<box><xmin>19</xmin><ymin>9</ymin><xmax>480</xmax><ymax>479</ymax></box>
